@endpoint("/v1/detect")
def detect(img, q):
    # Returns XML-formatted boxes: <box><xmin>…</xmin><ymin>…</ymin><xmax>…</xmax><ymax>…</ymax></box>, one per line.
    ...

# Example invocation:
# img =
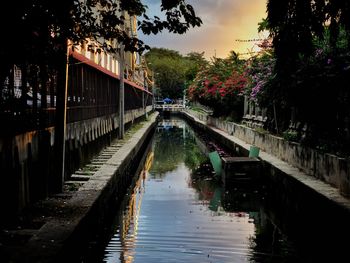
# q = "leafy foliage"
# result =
<box><xmin>0</xmin><ymin>0</ymin><xmax>202</xmax><ymax>68</ymax></box>
<box><xmin>266</xmin><ymin>0</ymin><xmax>350</xmax><ymax>70</ymax></box>
<box><xmin>255</xmin><ymin>2</ymin><xmax>350</xmax><ymax>154</ymax></box>
<box><xmin>145</xmin><ymin>48</ymin><xmax>207</xmax><ymax>99</ymax></box>
<box><xmin>244</xmin><ymin>39</ymin><xmax>275</xmax><ymax>106</ymax></box>
<box><xmin>183</xmin><ymin>52</ymin><xmax>207</xmax><ymax>85</ymax></box>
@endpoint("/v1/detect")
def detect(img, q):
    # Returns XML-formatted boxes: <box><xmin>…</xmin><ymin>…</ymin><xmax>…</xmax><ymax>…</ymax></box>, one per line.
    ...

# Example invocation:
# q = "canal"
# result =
<box><xmin>78</xmin><ymin>116</ymin><xmax>349</xmax><ymax>263</ymax></box>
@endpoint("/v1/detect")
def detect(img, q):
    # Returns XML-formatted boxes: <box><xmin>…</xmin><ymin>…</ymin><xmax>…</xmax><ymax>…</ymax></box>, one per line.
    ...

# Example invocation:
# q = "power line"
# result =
<box><xmin>235</xmin><ymin>38</ymin><xmax>265</xmax><ymax>42</ymax></box>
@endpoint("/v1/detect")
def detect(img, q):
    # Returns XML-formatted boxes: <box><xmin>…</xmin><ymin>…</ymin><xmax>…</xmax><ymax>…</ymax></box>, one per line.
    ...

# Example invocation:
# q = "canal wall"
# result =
<box><xmin>181</xmin><ymin>110</ymin><xmax>350</xmax><ymax>216</ymax></box>
<box><xmin>0</xmin><ymin>106</ymin><xmax>153</xmax><ymax>224</ymax></box>
<box><xmin>183</xmin><ymin>109</ymin><xmax>350</xmax><ymax>197</ymax></box>
<box><xmin>1</xmin><ymin>112</ymin><xmax>158</xmax><ymax>263</ymax></box>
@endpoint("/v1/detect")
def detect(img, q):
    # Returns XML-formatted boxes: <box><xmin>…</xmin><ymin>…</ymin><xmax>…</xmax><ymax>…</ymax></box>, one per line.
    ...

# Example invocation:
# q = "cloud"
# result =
<box><xmin>139</xmin><ymin>0</ymin><xmax>267</xmax><ymax>59</ymax></box>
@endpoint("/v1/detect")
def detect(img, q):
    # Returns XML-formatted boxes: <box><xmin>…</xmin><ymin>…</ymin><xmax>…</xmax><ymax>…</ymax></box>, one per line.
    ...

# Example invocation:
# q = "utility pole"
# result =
<box><xmin>142</xmin><ymin>59</ymin><xmax>147</xmax><ymax>119</ymax></box>
<box><xmin>118</xmin><ymin>45</ymin><xmax>125</xmax><ymax>139</ymax></box>
<box><xmin>54</xmin><ymin>40</ymin><xmax>70</xmax><ymax>193</ymax></box>
<box><xmin>142</xmin><ymin>89</ymin><xmax>147</xmax><ymax>119</ymax></box>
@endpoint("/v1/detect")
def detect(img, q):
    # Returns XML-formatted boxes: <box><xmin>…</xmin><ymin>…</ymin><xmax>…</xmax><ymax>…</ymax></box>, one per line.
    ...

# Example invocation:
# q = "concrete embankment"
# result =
<box><xmin>181</xmin><ymin>110</ymin><xmax>350</xmax><ymax>218</ymax></box>
<box><xmin>182</xmin><ymin>110</ymin><xmax>350</xmax><ymax>260</ymax></box>
<box><xmin>0</xmin><ymin>112</ymin><xmax>158</xmax><ymax>263</ymax></box>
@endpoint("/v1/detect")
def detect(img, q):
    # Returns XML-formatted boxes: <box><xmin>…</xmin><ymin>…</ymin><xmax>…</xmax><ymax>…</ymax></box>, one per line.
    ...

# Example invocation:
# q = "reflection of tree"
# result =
<box><xmin>150</xmin><ymin>121</ymin><xmax>214</xmax><ymax>177</ymax></box>
<box><xmin>221</xmin><ymin>187</ymin><xmax>261</xmax><ymax>213</ymax></box>
<box><xmin>150</xmin><ymin>127</ymin><xmax>185</xmax><ymax>177</ymax></box>
<box><xmin>190</xmin><ymin>161</ymin><xmax>221</xmax><ymax>210</ymax></box>
<box><xmin>248</xmin><ymin>211</ymin><xmax>299</xmax><ymax>263</ymax></box>
<box><xmin>184</xmin><ymin>134</ymin><xmax>208</xmax><ymax>171</ymax></box>
<box><xmin>150</xmin><ymin>117</ymin><xmax>225</xmax><ymax>212</ymax></box>
<box><xmin>185</xmin><ymin>126</ymin><xmax>224</xmax><ymax>212</ymax></box>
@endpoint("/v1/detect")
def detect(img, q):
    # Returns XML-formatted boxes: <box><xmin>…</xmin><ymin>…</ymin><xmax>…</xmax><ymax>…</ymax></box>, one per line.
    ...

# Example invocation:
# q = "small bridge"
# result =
<box><xmin>155</xmin><ymin>104</ymin><xmax>185</xmax><ymax>112</ymax></box>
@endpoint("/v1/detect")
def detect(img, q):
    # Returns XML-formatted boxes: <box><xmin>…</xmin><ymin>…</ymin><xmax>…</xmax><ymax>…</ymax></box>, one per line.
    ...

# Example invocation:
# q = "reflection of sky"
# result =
<box><xmin>128</xmin><ymin>162</ymin><xmax>255</xmax><ymax>262</ymax></box>
<box><xmin>139</xmin><ymin>0</ymin><xmax>268</xmax><ymax>59</ymax></box>
<box><xmin>147</xmin><ymin>163</ymin><xmax>194</xmax><ymax>199</ymax></box>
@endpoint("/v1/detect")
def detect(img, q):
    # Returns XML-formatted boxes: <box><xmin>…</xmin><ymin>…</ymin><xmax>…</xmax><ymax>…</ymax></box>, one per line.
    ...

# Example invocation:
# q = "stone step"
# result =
<box><xmin>74</xmin><ymin>170</ymin><xmax>95</xmax><ymax>175</ymax></box>
<box><xmin>85</xmin><ymin>164</ymin><xmax>101</xmax><ymax>168</ymax></box>
<box><xmin>90</xmin><ymin>161</ymin><xmax>105</xmax><ymax>165</ymax></box>
<box><xmin>65</xmin><ymin>181</ymin><xmax>84</xmax><ymax>185</ymax></box>
<box><xmin>93</xmin><ymin>157</ymin><xmax>111</xmax><ymax>161</ymax></box>
<box><xmin>70</xmin><ymin>174</ymin><xmax>91</xmax><ymax>181</ymax></box>
<box><xmin>99</xmin><ymin>153</ymin><xmax>113</xmax><ymax>157</ymax></box>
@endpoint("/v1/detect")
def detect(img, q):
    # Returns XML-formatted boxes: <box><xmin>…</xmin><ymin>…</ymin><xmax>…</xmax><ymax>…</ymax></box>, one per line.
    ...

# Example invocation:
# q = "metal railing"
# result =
<box><xmin>0</xmin><ymin>59</ymin><xmax>152</xmax><ymax>134</ymax></box>
<box><xmin>155</xmin><ymin>104</ymin><xmax>185</xmax><ymax>111</ymax></box>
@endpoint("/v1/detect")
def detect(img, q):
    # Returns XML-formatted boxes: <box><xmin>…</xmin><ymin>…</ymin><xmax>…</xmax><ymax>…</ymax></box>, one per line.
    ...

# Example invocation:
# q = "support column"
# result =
<box><xmin>243</xmin><ymin>95</ymin><xmax>249</xmax><ymax>118</ymax></box>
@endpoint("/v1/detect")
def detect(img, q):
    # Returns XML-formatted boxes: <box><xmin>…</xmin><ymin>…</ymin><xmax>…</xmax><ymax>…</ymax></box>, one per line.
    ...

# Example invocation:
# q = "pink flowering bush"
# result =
<box><xmin>243</xmin><ymin>38</ymin><xmax>276</xmax><ymax>107</ymax></box>
<box><xmin>245</xmin><ymin>53</ymin><xmax>275</xmax><ymax>105</ymax></box>
<box><xmin>187</xmin><ymin>57</ymin><xmax>247</xmax><ymax>117</ymax></box>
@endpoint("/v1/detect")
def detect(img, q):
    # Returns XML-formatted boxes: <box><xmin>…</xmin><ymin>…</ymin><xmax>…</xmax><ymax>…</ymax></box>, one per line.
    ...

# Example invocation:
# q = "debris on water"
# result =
<box><xmin>235</xmin><ymin>212</ymin><xmax>246</xmax><ymax>217</ymax></box>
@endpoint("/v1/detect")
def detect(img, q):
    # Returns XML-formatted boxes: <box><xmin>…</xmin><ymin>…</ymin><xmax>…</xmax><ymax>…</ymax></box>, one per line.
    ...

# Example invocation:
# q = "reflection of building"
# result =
<box><xmin>157</xmin><ymin>119</ymin><xmax>186</xmax><ymax>131</ymax></box>
<box><xmin>104</xmin><ymin>150</ymin><xmax>154</xmax><ymax>263</ymax></box>
<box><xmin>144</xmin><ymin>151</ymin><xmax>154</xmax><ymax>173</ymax></box>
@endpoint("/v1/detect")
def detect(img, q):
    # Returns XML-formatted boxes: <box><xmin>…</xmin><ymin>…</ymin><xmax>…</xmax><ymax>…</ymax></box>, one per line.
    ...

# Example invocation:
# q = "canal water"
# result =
<box><xmin>79</xmin><ymin>116</ymin><xmax>349</xmax><ymax>263</ymax></box>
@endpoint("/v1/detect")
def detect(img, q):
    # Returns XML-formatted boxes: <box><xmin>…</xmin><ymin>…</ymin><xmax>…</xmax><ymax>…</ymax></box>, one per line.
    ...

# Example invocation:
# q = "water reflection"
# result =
<box><xmin>99</xmin><ymin>117</ymin><xmax>307</xmax><ymax>262</ymax></box>
<box><xmin>103</xmin><ymin>151</ymin><xmax>153</xmax><ymax>263</ymax></box>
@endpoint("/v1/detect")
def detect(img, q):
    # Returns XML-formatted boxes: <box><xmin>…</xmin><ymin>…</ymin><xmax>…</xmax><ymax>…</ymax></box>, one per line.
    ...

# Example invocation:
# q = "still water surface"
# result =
<box><xmin>97</xmin><ymin>117</ymin><xmax>301</xmax><ymax>263</ymax></box>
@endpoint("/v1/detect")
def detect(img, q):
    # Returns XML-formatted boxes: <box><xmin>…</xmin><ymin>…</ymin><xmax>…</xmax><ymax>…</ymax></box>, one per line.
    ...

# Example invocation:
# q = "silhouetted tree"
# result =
<box><xmin>266</xmin><ymin>0</ymin><xmax>350</xmax><ymax>70</ymax></box>
<box><xmin>0</xmin><ymin>0</ymin><xmax>202</xmax><ymax>70</ymax></box>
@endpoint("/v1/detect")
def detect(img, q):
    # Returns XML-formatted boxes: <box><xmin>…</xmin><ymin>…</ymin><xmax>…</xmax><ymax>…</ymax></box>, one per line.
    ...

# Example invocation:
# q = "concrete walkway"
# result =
<box><xmin>0</xmin><ymin>112</ymin><xmax>158</xmax><ymax>263</ymax></box>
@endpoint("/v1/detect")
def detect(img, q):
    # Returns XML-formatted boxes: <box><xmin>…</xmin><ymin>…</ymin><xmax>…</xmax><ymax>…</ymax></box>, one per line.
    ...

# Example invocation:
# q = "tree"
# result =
<box><xmin>266</xmin><ymin>0</ymin><xmax>350</xmax><ymax>70</ymax></box>
<box><xmin>0</xmin><ymin>0</ymin><xmax>202</xmax><ymax>70</ymax></box>
<box><xmin>183</xmin><ymin>52</ymin><xmax>207</xmax><ymax>83</ymax></box>
<box><xmin>262</xmin><ymin>0</ymin><xmax>350</xmax><ymax>153</ymax></box>
<box><xmin>145</xmin><ymin>48</ymin><xmax>204</xmax><ymax>99</ymax></box>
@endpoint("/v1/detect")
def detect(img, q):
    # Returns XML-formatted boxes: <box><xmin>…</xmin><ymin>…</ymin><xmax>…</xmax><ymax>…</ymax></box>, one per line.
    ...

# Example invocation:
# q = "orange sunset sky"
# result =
<box><xmin>139</xmin><ymin>0</ymin><xmax>268</xmax><ymax>59</ymax></box>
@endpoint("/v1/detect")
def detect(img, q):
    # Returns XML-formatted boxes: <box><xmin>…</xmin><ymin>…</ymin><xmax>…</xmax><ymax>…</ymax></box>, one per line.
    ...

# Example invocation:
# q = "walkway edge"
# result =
<box><xmin>182</xmin><ymin>111</ymin><xmax>350</xmax><ymax>213</ymax></box>
<box><xmin>10</xmin><ymin>113</ymin><xmax>158</xmax><ymax>263</ymax></box>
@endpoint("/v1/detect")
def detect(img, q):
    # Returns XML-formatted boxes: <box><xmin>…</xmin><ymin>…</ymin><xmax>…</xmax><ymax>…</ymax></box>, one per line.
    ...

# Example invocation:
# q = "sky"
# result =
<box><xmin>138</xmin><ymin>0</ymin><xmax>268</xmax><ymax>59</ymax></box>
